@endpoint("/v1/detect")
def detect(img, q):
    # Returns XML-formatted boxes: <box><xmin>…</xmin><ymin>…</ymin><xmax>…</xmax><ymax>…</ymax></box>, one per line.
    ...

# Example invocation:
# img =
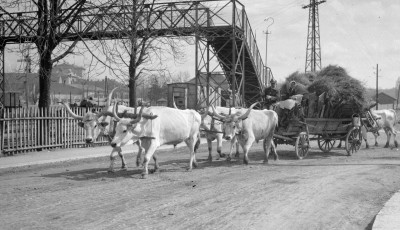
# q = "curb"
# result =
<box><xmin>372</xmin><ymin>190</ymin><xmax>400</xmax><ymax>230</ymax></box>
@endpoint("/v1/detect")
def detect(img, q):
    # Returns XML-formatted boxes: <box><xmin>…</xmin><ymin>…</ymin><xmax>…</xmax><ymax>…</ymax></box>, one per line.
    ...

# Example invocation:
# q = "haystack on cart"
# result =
<box><xmin>275</xmin><ymin>65</ymin><xmax>369</xmax><ymax>159</ymax></box>
<box><xmin>273</xmin><ymin>108</ymin><xmax>363</xmax><ymax>160</ymax></box>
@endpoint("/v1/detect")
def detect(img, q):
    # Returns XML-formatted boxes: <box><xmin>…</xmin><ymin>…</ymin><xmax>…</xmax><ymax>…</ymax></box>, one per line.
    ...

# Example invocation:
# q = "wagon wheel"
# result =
<box><xmin>317</xmin><ymin>135</ymin><xmax>336</xmax><ymax>153</ymax></box>
<box><xmin>345</xmin><ymin>127</ymin><xmax>362</xmax><ymax>156</ymax></box>
<box><xmin>295</xmin><ymin>132</ymin><xmax>310</xmax><ymax>160</ymax></box>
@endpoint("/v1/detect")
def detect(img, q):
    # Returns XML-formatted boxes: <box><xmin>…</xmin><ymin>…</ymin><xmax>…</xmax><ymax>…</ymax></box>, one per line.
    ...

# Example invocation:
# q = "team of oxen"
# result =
<box><xmin>63</xmin><ymin>88</ymin><xmax>399</xmax><ymax>178</ymax></box>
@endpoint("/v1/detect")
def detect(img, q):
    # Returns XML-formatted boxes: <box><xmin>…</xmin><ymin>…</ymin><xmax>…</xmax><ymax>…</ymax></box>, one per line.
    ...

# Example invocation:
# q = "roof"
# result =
<box><xmin>52</xmin><ymin>83</ymin><xmax>83</xmax><ymax>95</ymax></box>
<box><xmin>157</xmin><ymin>98</ymin><xmax>167</xmax><ymax>102</ymax></box>
<box><xmin>186</xmin><ymin>73</ymin><xmax>230</xmax><ymax>90</ymax></box>
<box><xmin>377</xmin><ymin>92</ymin><xmax>397</xmax><ymax>104</ymax></box>
<box><xmin>53</xmin><ymin>63</ymin><xmax>85</xmax><ymax>70</ymax></box>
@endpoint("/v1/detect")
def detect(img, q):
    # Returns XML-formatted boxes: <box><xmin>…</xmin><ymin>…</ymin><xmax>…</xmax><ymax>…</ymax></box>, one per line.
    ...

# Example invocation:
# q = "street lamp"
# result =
<box><xmin>264</xmin><ymin>17</ymin><xmax>274</xmax><ymax>86</ymax></box>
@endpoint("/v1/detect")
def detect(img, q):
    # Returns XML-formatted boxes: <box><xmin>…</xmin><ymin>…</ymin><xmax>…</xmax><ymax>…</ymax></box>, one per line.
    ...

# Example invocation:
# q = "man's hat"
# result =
<box><xmin>270</xmin><ymin>78</ymin><xmax>277</xmax><ymax>84</ymax></box>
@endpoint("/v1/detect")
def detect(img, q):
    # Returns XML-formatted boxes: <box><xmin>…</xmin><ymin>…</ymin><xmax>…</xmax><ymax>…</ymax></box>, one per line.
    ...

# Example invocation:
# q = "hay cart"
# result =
<box><xmin>273</xmin><ymin>114</ymin><xmax>363</xmax><ymax>159</ymax></box>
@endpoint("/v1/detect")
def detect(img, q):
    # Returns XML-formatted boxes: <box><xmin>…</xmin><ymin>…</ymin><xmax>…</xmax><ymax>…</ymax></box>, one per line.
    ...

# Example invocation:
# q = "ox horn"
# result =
<box><xmin>173</xmin><ymin>97</ymin><xmax>178</xmax><ymax>109</ymax></box>
<box><xmin>237</xmin><ymin>102</ymin><xmax>259</xmax><ymax>120</ymax></box>
<box><xmin>229</xmin><ymin>107</ymin><xmax>231</xmax><ymax>115</ymax></box>
<box><xmin>107</xmin><ymin>87</ymin><xmax>118</xmax><ymax>108</ymax></box>
<box><xmin>62</xmin><ymin>102</ymin><xmax>83</xmax><ymax>120</ymax></box>
<box><xmin>130</xmin><ymin>106</ymin><xmax>144</xmax><ymax>124</ymax></box>
<box><xmin>211</xmin><ymin>105</ymin><xmax>225</xmax><ymax>120</ymax></box>
<box><xmin>112</xmin><ymin>103</ymin><xmax>121</xmax><ymax>122</ymax></box>
<box><xmin>98</xmin><ymin>87</ymin><xmax>119</xmax><ymax>119</ymax></box>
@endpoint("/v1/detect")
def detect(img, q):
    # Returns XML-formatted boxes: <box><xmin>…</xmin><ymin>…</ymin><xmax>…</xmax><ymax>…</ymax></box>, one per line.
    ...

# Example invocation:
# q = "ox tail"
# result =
<box><xmin>273</xmin><ymin>111</ymin><xmax>279</xmax><ymax>132</ymax></box>
<box><xmin>393</xmin><ymin>109</ymin><xmax>399</xmax><ymax>125</ymax></box>
<box><xmin>194</xmin><ymin>133</ymin><xmax>201</xmax><ymax>152</ymax></box>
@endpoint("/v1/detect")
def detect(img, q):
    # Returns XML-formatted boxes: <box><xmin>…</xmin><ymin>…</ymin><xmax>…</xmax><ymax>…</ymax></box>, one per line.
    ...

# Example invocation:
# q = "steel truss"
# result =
<box><xmin>0</xmin><ymin>45</ymin><xmax>4</xmax><ymax>108</ymax></box>
<box><xmin>0</xmin><ymin>0</ymin><xmax>266</xmax><ymax>108</ymax></box>
<box><xmin>304</xmin><ymin>0</ymin><xmax>324</xmax><ymax>73</ymax></box>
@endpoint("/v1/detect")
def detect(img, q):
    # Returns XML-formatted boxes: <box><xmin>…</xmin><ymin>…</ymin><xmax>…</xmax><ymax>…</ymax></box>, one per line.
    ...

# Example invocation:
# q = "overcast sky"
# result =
<box><xmin>5</xmin><ymin>0</ymin><xmax>400</xmax><ymax>89</ymax></box>
<box><xmin>174</xmin><ymin>0</ymin><xmax>400</xmax><ymax>89</ymax></box>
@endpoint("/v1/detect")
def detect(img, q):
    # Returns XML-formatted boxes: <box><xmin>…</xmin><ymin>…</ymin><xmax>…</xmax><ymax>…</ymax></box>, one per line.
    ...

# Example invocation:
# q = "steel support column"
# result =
<box><xmin>206</xmin><ymin>41</ymin><xmax>210</xmax><ymax>107</ymax></box>
<box><xmin>230</xmin><ymin>0</ymin><xmax>237</xmax><ymax>107</ymax></box>
<box><xmin>194</xmin><ymin>2</ymin><xmax>199</xmax><ymax>109</ymax></box>
<box><xmin>0</xmin><ymin>45</ymin><xmax>4</xmax><ymax>108</ymax></box>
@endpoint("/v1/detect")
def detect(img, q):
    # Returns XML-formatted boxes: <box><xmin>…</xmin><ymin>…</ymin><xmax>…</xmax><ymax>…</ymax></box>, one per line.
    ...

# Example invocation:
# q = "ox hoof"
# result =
<box><xmin>153</xmin><ymin>168</ymin><xmax>160</xmax><ymax>174</ymax></box>
<box><xmin>263</xmin><ymin>160</ymin><xmax>269</xmax><ymax>164</ymax></box>
<box><xmin>186</xmin><ymin>167</ymin><xmax>193</xmax><ymax>172</ymax></box>
<box><xmin>384</xmin><ymin>144</ymin><xmax>389</xmax><ymax>148</ymax></box>
<box><xmin>375</xmin><ymin>143</ymin><xmax>379</xmax><ymax>147</ymax></box>
<box><xmin>192</xmin><ymin>162</ymin><xmax>198</xmax><ymax>168</ymax></box>
<box><xmin>366</xmin><ymin>144</ymin><xmax>370</xmax><ymax>149</ymax></box>
<box><xmin>274</xmin><ymin>156</ymin><xmax>279</xmax><ymax>161</ymax></box>
<box><xmin>207</xmin><ymin>156</ymin><xmax>212</xmax><ymax>162</ymax></box>
<box><xmin>107</xmin><ymin>169</ymin><xmax>115</xmax><ymax>174</ymax></box>
<box><xmin>219</xmin><ymin>153</ymin><xmax>226</xmax><ymax>158</ymax></box>
<box><xmin>243</xmin><ymin>159</ymin><xmax>249</xmax><ymax>165</ymax></box>
<box><xmin>121</xmin><ymin>167</ymin><xmax>127</xmax><ymax>171</ymax></box>
<box><xmin>226</xmin><ymin>156</ymin><xmax>232</xmax><ymax>162</ymax></box>
<box><xmin>141</xmin><ymin>173</ymin><xmax>148</xmax><ymax>179</ymax></box>
<box><xmin>234</xmin><ymin>153</ymin><xmax>240</xmax><ymax>158</ymax></box>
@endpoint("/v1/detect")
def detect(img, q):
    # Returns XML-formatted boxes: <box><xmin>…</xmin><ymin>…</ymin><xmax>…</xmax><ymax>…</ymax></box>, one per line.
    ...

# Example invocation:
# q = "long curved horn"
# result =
<box><xmin>62</xmin><ymin>102</ymin><xmax>83</xmax><ymax>120</ymax></box>
<box><xmin>112</xmin><ymin>103</ymin><xmax>121</xmax><ymax>122</ymax></box>
<box><xmin>229</xmin><ymin>107</ymin><xmax>231</xmax><ymax>115</ymax></box>
<box><xmin>172</xmin><ymin>97</ymin><xmax>178</xmax><ymax>109</ymax></box>
<box><xmin>238</xmin><ymin>102</ymin><xmax>259</xmax><ymax>120</ymax></box>
<box><xmin>130</xmin><ymin>106</ymin><xmax>144</xmax><ymax>124</ymax></box>
<box><xmin>211</xmin><ymin>105</ymin><xmax>225</xmax><ymax>120</ymax></box>
<box><xmin>107</xmin><ymin>87</ymin><xmax>118</xmax><ymax>108</ymax></box>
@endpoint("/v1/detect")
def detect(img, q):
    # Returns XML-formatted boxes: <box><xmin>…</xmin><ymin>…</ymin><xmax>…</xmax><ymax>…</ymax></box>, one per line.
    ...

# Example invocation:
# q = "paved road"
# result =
<box><xmin>0</xmin><ymin>138</ymin><xmax>399</xmax><ymax>229</ymax></box>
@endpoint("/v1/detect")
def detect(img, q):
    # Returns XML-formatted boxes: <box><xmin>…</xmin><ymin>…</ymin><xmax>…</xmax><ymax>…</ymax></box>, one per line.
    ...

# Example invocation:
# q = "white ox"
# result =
<box><xmin>110</xmin><ymin>106</ymin><xmax>202</xmax><ymax>178</ymax></box>
<box><xmin>63</xmin><ymin>88</ymin><xmax>144</xmax><ymax>172</ymax></box>
<box><xmin>366</xmin><ymin>109</ymin><xmax>398</xmax><ymax>148</ymax></box>
<box><xmin>200</xmin><ymin>107</ymin><xmax>240</xmax><ymax>161</ymax></box>
<box><xmin>212</xmin><ymin>102</ymin><xmax>279</xmax><ymax>164</ymax></box>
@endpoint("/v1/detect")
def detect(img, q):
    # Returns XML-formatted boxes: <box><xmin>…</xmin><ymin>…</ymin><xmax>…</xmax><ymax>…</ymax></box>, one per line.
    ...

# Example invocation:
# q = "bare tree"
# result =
<box><xmin>84</xmin><ymin>0</ymin><xmax>190</xmax><ymax>107</ymax></box>
<box><xmin>0</xmin><ymin>0</ymin><xmax>117</xmax><ymax>107</ymax></box>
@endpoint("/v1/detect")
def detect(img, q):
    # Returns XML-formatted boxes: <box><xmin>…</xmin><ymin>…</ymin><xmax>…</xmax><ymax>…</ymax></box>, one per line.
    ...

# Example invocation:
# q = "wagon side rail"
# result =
<box><xmin>304</xmin><ymin>118</ymin><xmax>353</xmax><ymax>137</ymax></box>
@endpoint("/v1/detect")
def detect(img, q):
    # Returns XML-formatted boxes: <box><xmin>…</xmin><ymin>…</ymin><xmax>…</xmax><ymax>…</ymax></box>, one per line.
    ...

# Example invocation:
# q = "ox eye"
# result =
<box><xmin>123</xmin><ymin>130</ymin><xmax>127</xmax><ymax>133</ymax></box>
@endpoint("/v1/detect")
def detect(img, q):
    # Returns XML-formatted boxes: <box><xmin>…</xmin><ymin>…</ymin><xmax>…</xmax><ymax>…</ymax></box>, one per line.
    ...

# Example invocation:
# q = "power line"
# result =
<box><xmin>252</xmin><ymin>0</ymin><xmax>301</xmax><ymax>29</ymax></box>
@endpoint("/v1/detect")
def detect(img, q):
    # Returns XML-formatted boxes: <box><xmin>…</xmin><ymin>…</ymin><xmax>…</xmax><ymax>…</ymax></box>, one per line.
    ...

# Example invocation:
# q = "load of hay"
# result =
<box><xmin>279</xmin><ymin>71</ymin><xmax>312</xmax><ymax>99</ymax></box>
<box><xmin>281</xmin><ymin>65</ymin><xmax>367</xmax><ymax>118</ymax></box>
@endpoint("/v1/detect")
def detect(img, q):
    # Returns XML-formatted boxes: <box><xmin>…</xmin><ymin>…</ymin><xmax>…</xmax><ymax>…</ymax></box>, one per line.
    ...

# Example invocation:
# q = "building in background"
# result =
<box><xmin>167</xmin><ymin>73</ymin><xmax>231</xmax><ymax>109</ymax></box>
<box><xmin>2</xmin><ymin>63</ymin><xmax>128</xmax><ymax>107</ymax></box>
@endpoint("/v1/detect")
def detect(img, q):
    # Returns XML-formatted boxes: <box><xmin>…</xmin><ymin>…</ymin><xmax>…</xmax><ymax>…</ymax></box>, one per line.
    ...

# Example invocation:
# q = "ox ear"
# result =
<box><xmin>78</xmin><ymin>121</ymin><xmax>84</xmax><ymax>128</ymax></box>
<box><xmin>142</xmin><ymin>113</ymin><xmax>158</xmax><ymax>120</ymax></box>
<box><xmin>100</xmin><ymin>121</ymin><xmax>109</xmax><ymax>127</ymax></box>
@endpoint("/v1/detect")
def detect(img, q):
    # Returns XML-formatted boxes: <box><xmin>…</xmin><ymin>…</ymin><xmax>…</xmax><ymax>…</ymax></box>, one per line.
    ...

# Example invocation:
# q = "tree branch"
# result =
<box><xmin>51</xmin><ymin>39</ymin><xmax>79</xmax><ymax>64</ymax></box>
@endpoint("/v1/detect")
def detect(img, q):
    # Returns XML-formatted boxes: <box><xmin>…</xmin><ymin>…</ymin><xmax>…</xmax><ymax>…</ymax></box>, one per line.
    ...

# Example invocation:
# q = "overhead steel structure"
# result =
<box><xmin>0</xmin><ymin>0</ymin><xmax>266</xmax><ymax>108</ymax></box>
<box><xmin>303</xmin><ymin>0</ymin><xmax>325</xmax><ymax>73</ymax></box>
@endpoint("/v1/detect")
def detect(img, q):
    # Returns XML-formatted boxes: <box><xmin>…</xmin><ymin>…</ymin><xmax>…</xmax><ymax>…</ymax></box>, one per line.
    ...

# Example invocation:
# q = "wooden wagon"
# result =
<box><xmin>273</xmin><ymin>113</ymin><xmax>363</xmax><ymax>159</ymax></box>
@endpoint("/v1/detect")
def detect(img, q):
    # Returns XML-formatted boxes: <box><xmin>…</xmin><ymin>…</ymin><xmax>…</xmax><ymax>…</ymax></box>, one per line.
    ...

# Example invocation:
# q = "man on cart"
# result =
<box><xmin>260</xmin><ymin>78</ymin><xmax>280</xmax><ymax>110</ymax></box>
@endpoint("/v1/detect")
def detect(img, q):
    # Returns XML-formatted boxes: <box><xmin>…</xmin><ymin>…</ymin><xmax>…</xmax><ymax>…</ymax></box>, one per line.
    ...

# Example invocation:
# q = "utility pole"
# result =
<box><xmin>396</xmin><ymin>77</ymin><xmax>400</xmax><ymax>110</ymax></box>
<box><xmin>264</xmin><ymin>17</ymin><xmax>274</xmax><ymax>86</ymax></box>
<box><xmin>375</xmin><ymin>64</ymin><xmax>381</xmax><ymax>110</ymax></box>
<box><xmin>104</xmin><ymin>76</ymin><xmax>108</xmax><ymax>100</ymax></box>
<box><xmin>303</xmin><ymin>0</ymin><xmax>326</xmax><ymax>73</ymax></box>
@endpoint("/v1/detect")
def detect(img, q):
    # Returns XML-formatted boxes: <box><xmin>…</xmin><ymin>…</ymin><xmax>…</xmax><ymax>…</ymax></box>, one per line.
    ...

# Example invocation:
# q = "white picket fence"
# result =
<box><xmin>0</xmin><ymin>106</ymin><xmax>109</xmax><ymax>156</ymax></box>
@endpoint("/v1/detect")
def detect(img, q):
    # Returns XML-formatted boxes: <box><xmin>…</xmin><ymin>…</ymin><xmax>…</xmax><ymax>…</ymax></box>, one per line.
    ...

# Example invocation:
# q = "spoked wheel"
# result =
<box><xmin>295</xmin><ymin>132</ymin><xmax>310</xmax><ymax>159</ymax></box>
<box><xmin>317</xmin><ymin>135</ymin><xmax>336</xmax><ymax>153</ymax></box>
<box><xmin>345</xmin><ymin>127</ymin><xmax>362</xmax><ymax>156</ymax></box>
